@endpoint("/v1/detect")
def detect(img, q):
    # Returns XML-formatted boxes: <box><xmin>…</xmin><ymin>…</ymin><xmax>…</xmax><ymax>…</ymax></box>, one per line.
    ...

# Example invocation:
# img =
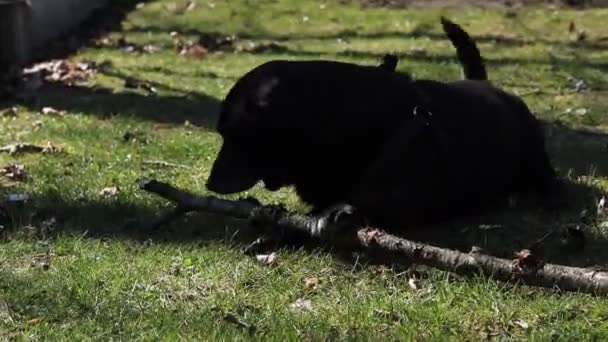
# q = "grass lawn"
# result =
<box><xmin>2</xmin><ymin>0</ymin><xmax>608</xmax><ymax>339</ymax></box>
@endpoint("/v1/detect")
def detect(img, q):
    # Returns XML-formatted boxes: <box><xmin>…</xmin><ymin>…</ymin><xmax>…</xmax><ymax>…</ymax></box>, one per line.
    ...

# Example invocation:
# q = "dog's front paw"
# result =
<box><xmin>313</xmin><ymin>203</ymin><xmax>368</xmax><ymax>239</ymax></box>
<box><xmin>322</xmin><ymin>203</ymin><xmax>357</xmax><ymax>223</ymax></box>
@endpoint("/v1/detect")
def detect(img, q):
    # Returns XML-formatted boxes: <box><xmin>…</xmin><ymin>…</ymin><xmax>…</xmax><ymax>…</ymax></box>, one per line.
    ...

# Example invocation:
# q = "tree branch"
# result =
<box><xmin>138</xmin><ymin>178</ymin><xmax>608</xmax><ymax>295</ymax></box>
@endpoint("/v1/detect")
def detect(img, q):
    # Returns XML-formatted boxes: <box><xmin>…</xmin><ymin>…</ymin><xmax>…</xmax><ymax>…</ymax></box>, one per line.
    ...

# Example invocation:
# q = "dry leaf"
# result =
<box><xmin>255</xmin><ymin>252</ymin><xmax>277</xmax><ymax>265</ymax></box>
<box><xmin>99</xmin><ymin>186</ymin><xmax>120</xmax><ymax>197</ymax></box>
<box><xmin>178</xmin><ymin>42</ymin><xmax>208</xmax><ymax>58</ymax></box>
<box><xmin>42</xmin><ymin>141</ymin><xmax>63</xmax><ymax>154</ymax></box>
<box><xmin>290</xmin><ymin>298</ymin><xmax>313</xmax><ymax>313</ymax></box>
<box><xmin>0</xmin><ymin>164</ymin><xmax>28</xmax><ymax>182</ymax></box>
<box><xmin>575</xmin><ymin>80</ymin><xmax>587</xmax><ymax>92</ymax></box>
<box><xmin>303</xmin><ymin>277</ymin><xmax>320</xmax><ymax>291</ymax></box>
<box><xmin>23</xmin><ymin>59</ymin><xmax>98</xmax><ymax>86</ymax></box>
<box><xmin>26</xmin><ymin>317</ymin><xmax>43</xmax><ymax>325</ymax></box>
<box><xmin>513</xmin><ymin>319</ymin><xmax>530</xmax><ymax>330</ymax></box>
<box><xmin>41</xmin><ymin>106</ymin><xmax>65</xmax><ymax>117</ymax></box>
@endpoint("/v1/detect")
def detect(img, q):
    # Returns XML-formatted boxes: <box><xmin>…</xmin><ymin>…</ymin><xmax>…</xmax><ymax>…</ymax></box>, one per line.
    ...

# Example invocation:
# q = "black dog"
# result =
<box><xmin>206</xmin><ymin>18</ymin><xmax>562</xmax><ymax>235</ymax></box>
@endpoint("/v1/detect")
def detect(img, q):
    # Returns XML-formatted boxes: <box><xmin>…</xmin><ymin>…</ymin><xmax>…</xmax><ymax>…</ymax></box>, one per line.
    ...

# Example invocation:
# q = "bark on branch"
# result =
<box><xmin>138</xmin><ymin>178</ymin><xmax>608</xmax><ymax>296</ymax></box>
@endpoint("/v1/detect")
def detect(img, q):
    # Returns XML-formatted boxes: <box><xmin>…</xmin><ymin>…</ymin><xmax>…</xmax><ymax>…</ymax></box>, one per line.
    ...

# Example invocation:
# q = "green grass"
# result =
<box><xmin>3</xmin><ymin>0</ymin><xmax>608</xmax><ymax>339</ymax></box>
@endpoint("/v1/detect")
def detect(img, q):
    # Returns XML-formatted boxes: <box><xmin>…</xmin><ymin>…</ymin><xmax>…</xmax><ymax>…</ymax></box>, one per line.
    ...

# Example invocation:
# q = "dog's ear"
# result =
<box><xmin>218</xmin><ymin>76</ymin><xmax>280</xmax><ymax>132</ymax></box>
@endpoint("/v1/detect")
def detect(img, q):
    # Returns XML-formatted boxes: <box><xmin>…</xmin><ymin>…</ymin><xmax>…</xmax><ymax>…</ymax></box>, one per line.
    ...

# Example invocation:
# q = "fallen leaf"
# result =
<box><xmin>0</xmin><ymin>164</ymin><xmax>28</xmax><ymax>182</ymax></box>
<box><xmin>26</xmin><ymin>317</ymin><xmax>43</xmax><ymax>325</ymax></box>
<box><xmin>178</xmin><ymin>41</ymin><xmax>209</xmax><ymax>58</ymax></box>
<box><xmin>290</xmin><ymin>298</ymin><xmax>313</xmax><ymax>313</ymax></box>
<box><xmin>99</xmin><ymin>186</ymin><xmax>120</xmax><ymax>197</ymax></box>
<box><xmin>23</xmin><ymin>59</ymin><xmax>98</xmax><ymax>86</ymax></box>
<box><xmin>42</xmin><ymin>141</ymin><xmax>63</xmax><ymax>154</ymax></box>
<box><xmin>408</xmin><ymin>277</ymin><xmax>418</xmax><ymax>290</ymax></box>
<box><xmin>513</xmin><ymin>319</ymin><xmax>530</xmax><ymax>330</ymax></box>
<box><xmin>255</xmin><ymin>252</ymin><xmax>277</xmax><ymax>266</ymax></box>
<box><xmin>303</xmin><ymin>277</ymin><xmax>320</xmax><ymax>291</ymax></box>
<box><xmin>575</xmin><ymin>108</ymin><xmax>588</xmax><ymax>116</ymax></box>
<box><xmin>575</xmin><ymin>80</ymin><xmax>587</xmax><ymax>92</ymax></box>
<box><xmin>41</xmin><ymin>106</ymin><xmax>65</xmax><ymax>117</ymax></box>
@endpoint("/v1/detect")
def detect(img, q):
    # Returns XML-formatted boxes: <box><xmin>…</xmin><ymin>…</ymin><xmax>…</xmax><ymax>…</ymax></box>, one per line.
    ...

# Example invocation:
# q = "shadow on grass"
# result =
<box><xmin>125</xmin><ymin>23</ymin><xmax>608</xmax><ymax>52</ymax></box>
<box><xmin>11</xmin><ymin>79</ymin><xmax>220</xmax><ymax>128</ymax></box>
<box><xmin>2</xmin><ymin>158</ymin><xmax>607</xmax><ymax>269</ymax></box>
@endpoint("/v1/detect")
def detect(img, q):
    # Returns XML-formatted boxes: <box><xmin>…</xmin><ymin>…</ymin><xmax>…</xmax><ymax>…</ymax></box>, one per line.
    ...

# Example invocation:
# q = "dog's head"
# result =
<box><xmin>206</xmin><ymin>65</ymin><xmax>295</xmax><ymax>194</ymax></box>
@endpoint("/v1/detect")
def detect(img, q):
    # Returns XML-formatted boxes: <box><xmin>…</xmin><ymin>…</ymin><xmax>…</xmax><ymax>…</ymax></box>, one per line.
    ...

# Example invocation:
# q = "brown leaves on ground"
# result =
<box><xmin>512</xmin><ymin>249</ymin><xmax>545</xmax><ymax>277</ymax></box>
<box><xmin>289</xmin><ymin>297</ymin><xmax>314</xmax><ymax>313</ymax></box>
<box><xmin>0</xmin><ymin>164</ymin><xmax>29</xmax><ymax>182</ymax></box>
<box><xmin>117</xmin><ymin>37</ymin><xmax>161</xmax><ymax>54</ymax></box>
<box><xmin>255</xmin><ymin>252</ymin><xmax>277</xmax><ymax>266</ymax></box>
<box><xmin>23</xmin><ymin>59</ymin><xmax>99</xmax><ymax>87</ymax></box>
<box><xmin>41</xmin><ymin>107</ymin><xmax>65</xmax><ymax>118</ymax></box>
<box><xmin>177</xmin><ymin>41</ymin><xmax>209</xmax><ymax>58</ymax></box>
<box><xmin>303</xmin><ymin>277</ymin><xmax>320</xmax><ymax>291</ymax></box>
<box><xmin>99</xmin><ymin>186</ymin><xmax>120</xmax><ymax>198</ymax></box>
<box><xmin>0</xmin><ymin>142</ymin><xmax>63</xmax><ymax>155</ymax></box>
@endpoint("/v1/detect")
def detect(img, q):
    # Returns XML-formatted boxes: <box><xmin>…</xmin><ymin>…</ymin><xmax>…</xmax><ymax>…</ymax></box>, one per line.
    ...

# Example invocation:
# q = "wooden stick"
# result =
<box><xmin>138</xmin><ymin>178</ymin><xmax>608</xmax><ymax>295</ymax></box>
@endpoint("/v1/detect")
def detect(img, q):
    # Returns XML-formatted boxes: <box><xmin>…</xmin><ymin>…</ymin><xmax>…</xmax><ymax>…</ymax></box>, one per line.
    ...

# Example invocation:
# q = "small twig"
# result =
<box><xmin>142</xmin><ymin>160</ymin><xmax>189</xmax><ymax>169</ymax></box>
<box><xmin>138</xmin><ymin>178</ymin><xmax>608</xmax><ymax>295</ymax></box>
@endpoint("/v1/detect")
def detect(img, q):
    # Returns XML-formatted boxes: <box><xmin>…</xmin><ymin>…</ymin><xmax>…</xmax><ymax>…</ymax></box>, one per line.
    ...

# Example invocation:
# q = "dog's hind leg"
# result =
<box><xmin>520</xmin><ymin>120</ymin><xmax>568</xmax><ymax>209</ymax></box>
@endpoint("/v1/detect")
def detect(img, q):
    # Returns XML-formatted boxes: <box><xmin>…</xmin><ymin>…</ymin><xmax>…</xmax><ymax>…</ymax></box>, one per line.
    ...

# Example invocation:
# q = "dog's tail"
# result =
<box><xmin>440</xmin><ymin>16</ymin><xmax>488</xmax><ymax>81</ymax></box>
